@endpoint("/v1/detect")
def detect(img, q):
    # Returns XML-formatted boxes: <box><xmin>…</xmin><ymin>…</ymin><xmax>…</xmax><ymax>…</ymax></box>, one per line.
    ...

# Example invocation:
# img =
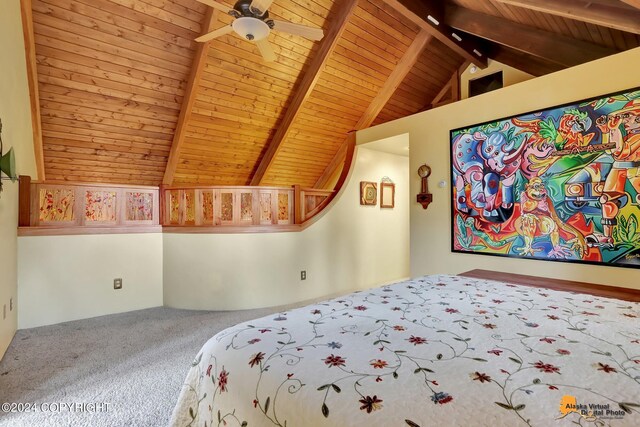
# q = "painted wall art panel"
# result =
<box><xmin>170</xmin><ymin>191</ymin><xmax>180</xmax><ymax>224</ymax></box>
<box><xmin>39</xmin><ymin>188</ymin><xmax>75</xmax><ymax>222</ymax></box>
<box><xmin>85</xmin><ymin>191</ymin><xmax>117</xmax><ymax>222</ymax></box>
<box><xmin>240</xmin><ymin>192</ymin><xmax>252</xmax><ymax>221</ymax></box>
<box><xmin>260</xmin><ymin>193</ymin><xmax>272</xmax><ymax>222</ymax></box>
<box><xmin>185</xmin><ymin>190</ymin><xmax>196</xmax><ymax>223</ymax></box>
<box><xmin>126</xmin><ymin>191</ymin><xmax>153</xmax><ymax>221</ymax></box>
<box><xmin>450</xmin><ymin>87</ymin><xmax>640</xmax><ymax>269</ymax></box>
<box><xmin>221</xmin><ymin>192</ymin><xmax>233</xmax><ymax>222</ymax></box>
<box><xmin>201</xmin><ymin>191</ymin><xmax>214</xmax><ymax>223</ymax></box>
<box><xmin>278</xmin><ymin>193</ymin><xmax>289</xmax><ymax>221</ymax></box>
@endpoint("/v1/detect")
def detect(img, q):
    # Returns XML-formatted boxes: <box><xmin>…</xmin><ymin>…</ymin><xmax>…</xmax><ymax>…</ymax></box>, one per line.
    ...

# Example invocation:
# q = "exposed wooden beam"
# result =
<box><xmin>446</xmin><ymin>6</ymin><xmax>618</xmax><ymax>68</ymax></box>
<box><xmin>250</xmin><ymin>0</ymin><xmax>359</xmax><ymax>186</ymax></box>
<box><xmin>494</xmin><ymin>0</ymin><xmax>640</xmax><ymax>34</ymax></box>
<box><xmin>314</xmin><ymin>30</ymin><xmax>431</xmax><ymax>189</ymax></box>
<box><xmin>621</xmin><ymin>0</ymin><xmax>640</xmax><ymax>10</ymax></box>
<box><xmin>162</xmin><ymin>9</ymin><xmax>217</xmax><ymax>185</ymax></box>
<box><xmin>20</xmin><ymin>0</ymin><xmax>45</xmax><ymax>180</ymax></box>
<box><xmin>381</xmin><ymin>0</ymin><xmax>488</xmax><ymax>68</ymax></box>
<box><xmin>490</xmin><ymin>45</ymin><xmax>564</xmax><ymax>77</ymax></box>
<box><xmin>314</xmin><ymin>132</ymin><xmax>355</xmax><ymax>189</ymax></box>
<box><xmin>314</xmin><ymin>140</ymin><xmax>348</xmax><ymax>189</ymax></box>
<box><xmin>430</xmin><ymin>72</ymin><xmax>458</xmax><ymax>108</ymax></box>
<box><xmin>355</xmin><ymin>30</ymin><xmax>431</xmax><ymax>129</ymax></box>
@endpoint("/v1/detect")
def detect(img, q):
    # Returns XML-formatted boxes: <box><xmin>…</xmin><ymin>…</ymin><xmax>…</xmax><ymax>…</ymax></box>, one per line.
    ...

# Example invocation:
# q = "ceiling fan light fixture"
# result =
<box><xmin>232</xmin><ymin>17</ymin><xmax>270</xmax><ymax>41</ymax></box>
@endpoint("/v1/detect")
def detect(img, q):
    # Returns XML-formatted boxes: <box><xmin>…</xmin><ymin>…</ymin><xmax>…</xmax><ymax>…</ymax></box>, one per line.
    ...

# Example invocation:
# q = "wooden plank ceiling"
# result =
<box><xmin>25</xmin><ymin>0</ymin><xmax>640</xmax><ymax>187</ymax></box>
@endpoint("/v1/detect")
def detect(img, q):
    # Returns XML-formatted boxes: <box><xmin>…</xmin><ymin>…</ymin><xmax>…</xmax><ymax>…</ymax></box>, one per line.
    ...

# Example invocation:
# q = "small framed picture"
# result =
<box><xmin>360</xmin><ymin>181</ymin><xmax>377</xmax><ymax>205</ymax></box>
<box><xmin>380</xmin><ymin>182</ymin><xmax>395</xmax><ymax>208</ymax></box>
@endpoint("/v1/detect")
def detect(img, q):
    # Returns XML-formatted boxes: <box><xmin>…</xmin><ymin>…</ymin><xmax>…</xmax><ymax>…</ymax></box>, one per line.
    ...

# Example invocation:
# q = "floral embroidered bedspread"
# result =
<box><xmin>169</xmin><ymin>274</ymin><xmax>640</xmax><ymax>427</ymax></box>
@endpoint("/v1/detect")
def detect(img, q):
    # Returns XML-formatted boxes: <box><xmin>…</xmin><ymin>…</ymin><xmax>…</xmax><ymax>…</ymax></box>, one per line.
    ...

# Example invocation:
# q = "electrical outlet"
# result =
<box><xmin>9</xmin><ymin>298</ymin><xmax>12</xmax><ymax>311</ymax></box>
<box><xmin>301</xmin><ymin>270</ymin><xmax>306</xmax><ymax>280</ymax></box>
<box><xmin>114</xmin><ymin>278</ymin><xmax>123</xmax><ymax>290</ymax></box>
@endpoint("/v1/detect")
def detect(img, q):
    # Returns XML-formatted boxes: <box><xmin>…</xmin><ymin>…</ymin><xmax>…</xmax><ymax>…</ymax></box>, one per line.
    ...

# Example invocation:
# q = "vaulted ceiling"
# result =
<box><xmin>22</xmin><ymin>0</ymin><xmax>640</xmax><ymax>187</ymax></box>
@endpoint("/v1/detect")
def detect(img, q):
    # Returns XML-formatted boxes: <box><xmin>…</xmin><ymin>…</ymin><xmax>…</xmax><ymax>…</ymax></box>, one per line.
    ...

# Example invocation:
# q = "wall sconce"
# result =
<box><xmin>416</xmin><ymin>164</ymin><xmax>432</xmax><ymax>209</ymax></box>
<box><xmin>0</xmin><ymin>118</ymin><xmax>18</xmax><ymax>195</ymax></box>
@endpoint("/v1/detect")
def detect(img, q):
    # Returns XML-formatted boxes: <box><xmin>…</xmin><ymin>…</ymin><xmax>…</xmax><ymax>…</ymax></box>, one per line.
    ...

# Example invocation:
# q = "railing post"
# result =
<box><xmin>159</xmin><ymin>185</ymin><xmax>166</xmax><ymax>225</ymax></box>
<box><xmin>293</xmin><ymin>185</ymin><xmax>302</xmax><ymax>224</ymax></box>
<box><xmin>18</xmin><ymin>175</ymin><xmax>32</xmax><ymax>226</ymax></box>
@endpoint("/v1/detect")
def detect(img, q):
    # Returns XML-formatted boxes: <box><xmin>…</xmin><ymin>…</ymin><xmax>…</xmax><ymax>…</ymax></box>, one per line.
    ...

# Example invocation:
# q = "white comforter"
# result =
<box><xmin>170</xmin><ymin>274</ymin><xmax>640</xmax><ymax>426</ymax></box>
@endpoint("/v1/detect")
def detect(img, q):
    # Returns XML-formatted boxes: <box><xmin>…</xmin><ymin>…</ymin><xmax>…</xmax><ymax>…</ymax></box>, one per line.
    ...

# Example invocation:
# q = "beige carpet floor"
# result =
<box><xmin>0</xmin><ymin>305</ymin><xmax>306</xmax><ymax>427</ymax></box>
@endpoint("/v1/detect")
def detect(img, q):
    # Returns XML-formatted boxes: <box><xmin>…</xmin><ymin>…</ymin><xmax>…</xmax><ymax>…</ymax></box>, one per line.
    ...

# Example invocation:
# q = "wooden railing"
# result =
<box><xmin>162</xmin><ymin>185</ymin><xmax>335</xmax><ymax>227</ymax></box>
<box><xmin>162</xmin><ymin>186</ymin><xmax>296</xmax><ymax>226</ymax></box>
<box><xmin>294</xmin><ymin>186</ymin><xmax>334</xmax><ymax>224</ymax></box>
<box><xmin>18</xmin><ymin>179</ymin><xmax>335</xmax><ymax>234</ymax></box>
<box><xmin>17</xmin><ymin>133</ymin><xmax>355</xmax><ymax>235</ymax></box>
<box><xmin>18</xmin><ymin>178</ymin><xmax>160</xmax><ymax>235</ymax></box>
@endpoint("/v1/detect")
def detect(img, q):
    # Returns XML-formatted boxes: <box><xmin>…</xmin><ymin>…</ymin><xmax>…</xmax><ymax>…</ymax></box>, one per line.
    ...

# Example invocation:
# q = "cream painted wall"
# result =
<box><xmin>460</xmin><ymin>59</ymin><xmax>533</xmax><ymax>100</ymax></box>
<box><xmin>358</xmin><ymin>48</ymin><xmax>640</xmax><ymax>290</ymax></box>
<box><xmin>164</xmin><ymin>146</ymin><xmax>410</xmax><ymax>310</ymax></box>
<box><xmin>17</xmin><ymin>234</ymin><xmax>164</xmax><ymax>329</ymax></box>
<box><xmin>0</xmin><ymin>0</ymin><xmax>37</xmax><ymax>359</ymax></box>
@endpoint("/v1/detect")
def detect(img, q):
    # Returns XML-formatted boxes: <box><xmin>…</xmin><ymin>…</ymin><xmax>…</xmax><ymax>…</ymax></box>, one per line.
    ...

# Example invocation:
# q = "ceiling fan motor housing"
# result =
<box><xmin>231</xmin><ymin>0</ymin><xmax>269</xmax><ymax>19</ymax></box>
<box><xmin>230</xmin><ymin>0</ymin><xmax>275</xmax><ymax>41</ymax></box>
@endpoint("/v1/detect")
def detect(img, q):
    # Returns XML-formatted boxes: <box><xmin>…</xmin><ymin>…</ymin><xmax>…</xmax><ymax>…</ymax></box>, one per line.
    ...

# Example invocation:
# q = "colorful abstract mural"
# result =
<box><xmin>85</xmin><ymin>191</ymin><xmax>117</xmax><ymax>222</ymax></box>
<box><xmin>450</xmin><ymin>87</ymin><xmax>640</xmax><ymax>269</ymax></box>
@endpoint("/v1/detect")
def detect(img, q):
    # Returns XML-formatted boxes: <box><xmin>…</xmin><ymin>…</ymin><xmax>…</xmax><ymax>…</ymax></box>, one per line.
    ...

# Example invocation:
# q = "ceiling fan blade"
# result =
<box><xmin>250</xmin><ymin>0</ymin><xmax>274</xmax><ymax>15</ymax></box>
<box><xmin>194</xmin><ymin>0</ymin><xmax>234</xmax><ymax>13</ymax></box>
<box><xmin>195</xmin><ymin>25</ymin><xmax>233</xmax><ymax>42</ymax></box>
<box><xmin>255</xmin><ymin>39</ymin><xmax>277</xmax><ymax>62</ymax></box>
<box><xmin>272</xmin><ymin>20</ymin><xmax>324</xmax><ymax>41</ymax></box>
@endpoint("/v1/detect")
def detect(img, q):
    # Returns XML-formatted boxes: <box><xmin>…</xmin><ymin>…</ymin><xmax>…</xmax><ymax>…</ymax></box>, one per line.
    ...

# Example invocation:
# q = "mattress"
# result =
<box><xmin>170</xmin><ymin>274</ymin><xmax>640</xmax><ymax>426</ymax></box>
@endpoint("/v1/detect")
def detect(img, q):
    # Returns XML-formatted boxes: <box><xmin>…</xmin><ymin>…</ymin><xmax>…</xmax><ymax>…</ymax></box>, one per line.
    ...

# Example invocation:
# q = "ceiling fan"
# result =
<box><xmin>195</xmin><ymin>0</ymin><xmax>325</xmax><ymax>62</ymax></box>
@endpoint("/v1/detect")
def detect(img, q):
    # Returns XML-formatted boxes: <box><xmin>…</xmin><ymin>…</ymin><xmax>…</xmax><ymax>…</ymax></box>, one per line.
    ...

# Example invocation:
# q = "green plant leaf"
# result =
<box><xmin>457</xmin><ymin>215</ymin><xmax>468</xmax><ymax>238</ymax></box>
<box><xmin>192</xmin><ymin>353</ymin><xmax>202</xmax><ymax>367</ymax></box>
<box><xmin>621</xmin><ymin>402</ymin><xmax>640</xmax><ymax>407</ymax></box>
<box><xmin>539</xmin><ymin>118</ymin><xmax>558</xmax><ymax>143</ymax></box>
<box><xmin>457</xmin><ymin>234</ymin><xmax>470</xmax><ymax>249</ymax></box>
<box><xmin>264</xmin><ymin>396</ymin><xmax>270</xmax><ymax>413</ymax></box>
<box><xmin>514</xmin><ymin>404</ymin><xmax>526</xmax><ymax>411</ymax></box>
<box><xmin>619</xmin><ymin>214</ymin><xmax>628</xmax><ymax>232</ymax></box>
<box><xmin>628</xmin><ymin>214</ymin><xmax>638</xmax><ymax>240</ymax></box>
<box><xmin>590</xmin><ymin>98</ymin><xmax>609</xmax><ymax>110</ymax></box>
<box><xmin>495</xmin><ymin>402</ymin><xmax>514</xmax><ymax>410</ymax></box>
<box><xmin>322</xmin><ymin>403</ymin><xmax>329</xmax><ymax>418</ymax></box>
<box><xmin>619</xmin><ymin>403</ymin><xmax>632</xmax><ymax>414</ymax></box>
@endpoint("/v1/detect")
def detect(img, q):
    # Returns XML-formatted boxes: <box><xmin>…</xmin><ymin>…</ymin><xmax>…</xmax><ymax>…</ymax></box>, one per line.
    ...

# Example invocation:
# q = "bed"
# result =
<box><xmin>170</xmin><ymin>274</ymin><xmax>640</xmax><ymax>427</ymax></box>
